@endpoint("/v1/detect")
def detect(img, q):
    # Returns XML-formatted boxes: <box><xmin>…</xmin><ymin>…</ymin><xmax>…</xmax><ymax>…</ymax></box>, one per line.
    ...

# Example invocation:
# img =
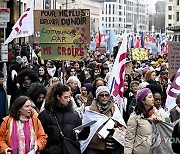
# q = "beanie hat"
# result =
<box><xmin>84</xmin><ymin>83</ymin><xmax>92</xmax><ymax>93</ymax></box>
<box><xmin>96</xmin><ymin>86</ymin><xmax>110</xmax><ymax>99</ymax></box>
<box><xmin>136</xmin><ymin>88</ymin><xmax>151</xmax><ymax>103</ymax></box>
<box><xmin>16</xmin><ymin>56</ymin><xmax>23</xmax><ymax>64</ymax></box>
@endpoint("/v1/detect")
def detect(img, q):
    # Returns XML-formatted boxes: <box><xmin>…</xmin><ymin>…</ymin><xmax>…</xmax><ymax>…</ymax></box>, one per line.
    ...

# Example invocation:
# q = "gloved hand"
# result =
<box><xmin>78</xmin><ymin>126</ymin><xmax>90</xmax><ymax>140</ymax></box>
<box><xmin>106</xmin><ymin>129</ymin><xmax>115</xmax><ymax>150</ymax></box>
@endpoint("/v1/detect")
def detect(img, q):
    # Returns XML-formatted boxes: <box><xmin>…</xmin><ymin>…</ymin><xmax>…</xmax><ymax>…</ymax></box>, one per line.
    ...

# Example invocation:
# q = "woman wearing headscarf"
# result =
<box><xmin>125</xmin><ymin>88</ymin><xmax>164</xmax><ymax>154</ymax></box>
<box><xmin>0</xmin><ymin>96</ymin><xmax>47</xmax><ymax>154</ymax></box>
<box><xmin>81</xmin><ymin>86</ymin><xmax>126</xmax><ymax>154</ymax></box>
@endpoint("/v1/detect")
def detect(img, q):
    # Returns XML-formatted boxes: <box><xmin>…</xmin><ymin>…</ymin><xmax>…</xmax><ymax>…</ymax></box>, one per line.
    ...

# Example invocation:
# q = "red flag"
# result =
<box><xmin>95</xmin><ymin>29</ymin><xmax>101</xmax><ymax>49</ymax></box>
<box><xmin>145</xmin><ymin>34</ymin><xmax>156</xmax><ymax>43</ymax></box>
<box><xmin>134</xmin><ymin>38</ymin><xmax>141</xmax><ymax>48</ymax></box>
<box><xmin>161</xmin><ymin>44</ymin><xmax>168</xmax><ymax>56</ymax></box>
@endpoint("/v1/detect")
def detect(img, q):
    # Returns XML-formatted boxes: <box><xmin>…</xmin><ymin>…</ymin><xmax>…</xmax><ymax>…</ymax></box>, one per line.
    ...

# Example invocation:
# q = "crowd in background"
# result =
<box><xmin>0</xmin><ymin>40</ymin><xmax>180</xmax><ymax>154</ymax></box>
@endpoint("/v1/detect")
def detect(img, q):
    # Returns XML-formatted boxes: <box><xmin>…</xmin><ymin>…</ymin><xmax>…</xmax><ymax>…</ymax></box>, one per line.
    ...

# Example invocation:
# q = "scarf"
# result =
<box><xmin>96</xmin><ymin>101</ymin><xmax>110</xmax><ymax>113</ymax></box>
<box><xmin>11</xmin><ymin>117</ymin><xmax>36</xmax><ymax>154</ymax></box>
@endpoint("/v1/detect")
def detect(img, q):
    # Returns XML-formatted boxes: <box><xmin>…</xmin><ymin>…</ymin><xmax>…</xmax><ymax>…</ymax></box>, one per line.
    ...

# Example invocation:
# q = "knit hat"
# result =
<box><xmin>136</xmin><ymin>88</ymin><xmax>152</xmax><ymax>103</ymax></box>
<box><xmin>96</xmin><ymin>86</ymin><xmax>110</xmax><ymax>99</ymax></box>
<box><xmin>84</xmin><ymin>83</ymin><xmax>92</xmax><ymax>93</ymax></box>
<box><xmin>16</xmin><ymin>56</ymin><xmax>23</xmax><ymax>64</ymax></box>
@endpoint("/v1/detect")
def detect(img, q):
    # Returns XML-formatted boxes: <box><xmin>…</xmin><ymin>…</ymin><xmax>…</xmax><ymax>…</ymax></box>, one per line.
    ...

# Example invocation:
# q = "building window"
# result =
<box><xmin>106</xmin><ymin>17</ymin><xmax>107</xmax><ymax>22</ymax></box>
<box><xmin>178</xmin><ymin>0</ymin><xmax>179</xmax><ymax>5</ymax></box>
<box><xmin>109</xmin><ymin>4</ymin><xmax>111</xmax><ymax>14</ymax></box>
<box><xmin>119</xmin><ymin>11</ymin><xmax>121</xmax><ymax>15</ymax></box>
<box><xmin>168</xmin><ymin>6</ymin><xmax>172</xmax><ymax>10</ymax></box>
<box><xmin>109</xmin><ymin>17</ymin><xmax>111</xmax><ymax>22</ymax></box>
<box><xmin>102</xmin><ymin>10</ymin><xmax>104</xmax><ymax>14</ymax></box>
<box><xmin>102</xmin><ymin>17</ymin><xmax>104</xmax><ymax>21</ymax></box>
<box><xmin>109</xmin><ymin>23</ymin><xmax>111</xmax><ymax>27</ymax></box>
<box><xmin>177</xmin><ymin>11</ymin><xmax>179</xmax><ymax>21</ymax></box>
<box><xmin>119</xmin><ymin>18</ymin><xmax>121</xmax><ymax>22</ymax></box>
<box><xmin>168</xmin><ymin>15</ymin><xmax>172</xmax><ymax>19</ymax></box>
<box><xmin>168</xmin><ymin>24</ymin><xmax>172</xmax><ymax>27</ymax></box>
<box><xmin>113</xmin><ymin>17</ymin><xmax>115</xmax><ymax>22</ymax></box>
<box><xmin>113</xmin><ymin>5</ymin><xmax>115</xmax><ymax>14</ymax></box>
<box><xmin>113</xmin><ymin>24</ymin><xmax>114</xmax><ymax>27</ymax></box>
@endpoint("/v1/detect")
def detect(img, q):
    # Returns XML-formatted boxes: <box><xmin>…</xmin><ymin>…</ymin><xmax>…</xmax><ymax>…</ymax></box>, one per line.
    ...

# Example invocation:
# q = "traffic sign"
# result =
<box><xmin>1</xmin><ymin>43</ymin><xmax>8</xmax><ymax>62</ymax></box>
<box><xmin>0</xmin><ymin>22</ymin><xmax>7</xmax><ymax>28</ymax></box>
<box><xmin>0</xmin><ymin>8</ymin><xmax>10</xmax><ymax>22</ymax></box>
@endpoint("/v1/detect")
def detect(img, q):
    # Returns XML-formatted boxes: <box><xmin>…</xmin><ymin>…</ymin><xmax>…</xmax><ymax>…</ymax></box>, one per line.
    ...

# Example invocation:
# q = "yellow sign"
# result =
<box><xmin>132</xmin><ymin>48</ymin><xmax>148</xmax><ymax>60</ymax></box>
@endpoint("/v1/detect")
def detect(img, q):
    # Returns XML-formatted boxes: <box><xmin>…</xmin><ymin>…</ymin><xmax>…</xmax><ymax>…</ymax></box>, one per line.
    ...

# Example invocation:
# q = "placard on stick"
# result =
<box><xmin>168</xmin><ymin>41</ymin><xmax>180</xmax><ymax>79</ymax></box>
<box><xmin>34</xmin><ymin>9</ymin><xmax>90</xmax><ymax>61</ymax></box>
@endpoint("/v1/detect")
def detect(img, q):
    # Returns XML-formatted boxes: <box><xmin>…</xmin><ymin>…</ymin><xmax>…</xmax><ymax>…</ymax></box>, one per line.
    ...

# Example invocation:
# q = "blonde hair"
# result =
<box><xmin>145</xmin><ymin>70</ymin><xmax>156</xmax><ymax>81</ymax></box>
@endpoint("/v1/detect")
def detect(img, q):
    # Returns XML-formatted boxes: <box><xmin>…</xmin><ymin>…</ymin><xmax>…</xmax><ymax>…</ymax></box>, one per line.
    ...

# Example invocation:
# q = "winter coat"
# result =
<box><xmin>170</xmin><ymin>107</ymin><xmax>180</xmax><ymax>123</ymax></box>
<box><xmin>0</xmin><ymin>115</ymin><xmax>47</xmax><ymax>154</ymax></box>
<box><xmin>172</xmin><ymin>121</ymin><xmax>180</xmax><ymax>154</ymax></box>
<box><xmin>124</xmin><ymin>107</ymin><xmax>164</xmax><ymax>154</ymax></box>
<box><xmin>38</xmin><ymin>105</ymin><xmax>82</xmax><ymax>154</ymax></box>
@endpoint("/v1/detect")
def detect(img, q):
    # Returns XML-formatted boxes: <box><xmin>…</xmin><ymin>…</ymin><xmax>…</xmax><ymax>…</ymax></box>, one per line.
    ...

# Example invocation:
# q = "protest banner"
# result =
<box><xmin>132</xmin><ymin>48</ymin><xmax>148</xmax><ymax>61</ymax></box>
<box><xmin>34</xmin><ymin>9</ymin><xmax>90</xmax><ymax>61</ymax></box>
<box><xmin>168</xmin><ymin>41</ymin><xmax>180</xmax><ymax>79</ymax></box>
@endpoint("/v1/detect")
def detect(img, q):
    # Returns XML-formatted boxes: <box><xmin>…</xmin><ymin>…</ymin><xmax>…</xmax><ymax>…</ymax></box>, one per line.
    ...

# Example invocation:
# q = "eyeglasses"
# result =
<box><xmin>99</xmin><ymin>94</ymin><xmax>109</xmax><ymax>98</ymax></box>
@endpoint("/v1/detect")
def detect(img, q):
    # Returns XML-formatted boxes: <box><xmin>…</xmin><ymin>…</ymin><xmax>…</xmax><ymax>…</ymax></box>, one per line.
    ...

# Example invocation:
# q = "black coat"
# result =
<box><xmin>172</xmin><ymin>122</ymin><xmax>180</xmax><ymax>154</ymax></box>
<box><xmin>38</xmin><ymin>105</ymin><xmax>82</xmax><ymax>154</ymax></box>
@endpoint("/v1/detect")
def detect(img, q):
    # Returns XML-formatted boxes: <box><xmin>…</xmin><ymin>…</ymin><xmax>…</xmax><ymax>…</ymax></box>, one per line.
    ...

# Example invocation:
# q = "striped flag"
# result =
<box><xmin>108</xmin><ymin>32</ymin><xmax>127</xmax><ymax>113</ymax></box>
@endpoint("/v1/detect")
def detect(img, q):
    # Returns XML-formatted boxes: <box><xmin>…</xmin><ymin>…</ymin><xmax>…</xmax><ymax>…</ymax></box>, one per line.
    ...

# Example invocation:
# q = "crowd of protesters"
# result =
<box><xmin>0</xmin><ymin>40</ymin><xmax>180</xmax><ymax>154</ymax></box>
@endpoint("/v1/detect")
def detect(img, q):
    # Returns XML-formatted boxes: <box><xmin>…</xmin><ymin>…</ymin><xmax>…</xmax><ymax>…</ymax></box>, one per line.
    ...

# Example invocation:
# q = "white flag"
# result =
<box><xmin>4</xmin><ymin>0</ymin><xmax>34</xmax><ymax>44</ymax></box>
<box><xmin>108</xmin><ymin>32</ymin><xmax>127</xmax><ymax>113</ymax></box>
<box><xmin>165</xmin><ymin>68</ymin><xmax>180</xmax><ymax>114</ymax></box>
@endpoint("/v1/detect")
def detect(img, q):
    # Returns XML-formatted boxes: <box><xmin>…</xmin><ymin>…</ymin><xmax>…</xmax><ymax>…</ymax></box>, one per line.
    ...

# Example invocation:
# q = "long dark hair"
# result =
<box><xmin>10</xmin><ymin>96</ymin><xmax>31</xmax><ymax>120</ymax></box>
<box><xmin>134</xmin><ymin>94</ymin><xmax>154</xmax><ymax>118</ymax></box>
<box><xmin>46</xmin><ymin>83</ymin><xmax>72</xmax><ymax>110</ymax></box>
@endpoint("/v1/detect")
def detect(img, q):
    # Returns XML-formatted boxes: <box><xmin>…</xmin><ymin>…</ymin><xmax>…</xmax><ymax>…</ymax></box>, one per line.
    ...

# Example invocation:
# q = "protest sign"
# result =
<box><xmin>132</xmin><ymin>48</ymin><xmax>148</xmax><ymax>61</ymax></box>
<box><xmin>34</xmin><ymin>9</ymin><xmax>90</xmax><ymax>61</ymax></box>
<box><xmin>168</xmin><ymin>41</ymin><xmax>180</xmax><ymax>79</ymax></box>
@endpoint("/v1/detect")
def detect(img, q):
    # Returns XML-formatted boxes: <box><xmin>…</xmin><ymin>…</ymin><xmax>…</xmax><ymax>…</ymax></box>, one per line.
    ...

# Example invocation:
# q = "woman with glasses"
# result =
<box><xmin>81</xmin><ymin>86</ymin><xmax>126</xmax><ymax>154</ymax></box>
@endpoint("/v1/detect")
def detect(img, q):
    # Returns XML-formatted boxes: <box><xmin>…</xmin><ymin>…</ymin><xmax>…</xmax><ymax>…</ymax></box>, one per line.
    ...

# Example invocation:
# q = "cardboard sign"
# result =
<box><xmin>168</xmin><ymin>41</ymin><xmax>180</xmax><ymax>79</ymax></box>
<box><xmin>132</xmin><ymin>48</ymin><xmax>148</xmax><ymax>61</ymax></box>
<box><xmin>34</xmin><ymin>9</ymin><xmax>90</xmax><ymax>61</ymax></box>
<box><xmin>40</xmin><ymin>43</ymin><xmax>88</xmax><ymax>61</ymax></box>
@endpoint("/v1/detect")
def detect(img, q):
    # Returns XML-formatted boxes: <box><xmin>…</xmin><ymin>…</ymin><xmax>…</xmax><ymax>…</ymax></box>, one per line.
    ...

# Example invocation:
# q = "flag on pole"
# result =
<box><xmin>134</xmin><ymin>37</ymin><xmax>141</xmax><ymax>48</ymax></box>
<box><xmin>108</xmin><ymin>32</ymin><xmax>127</xmax><ymax>113</ymax></box>
<box><xmin>95</xmin><ymin>28</ymin><xmax>101</xmax><ymax>49</ymax></box>
<box><xmin>158</xmin><ymin>30</ymin><xmax>162</xmax><ymax>55</ymax></box>
<box><xmin>140</xmin><ymin>32</ymin><xmax>144</xmax><ymax>48</ymax></box>
<box><xmin>165</xmin><ymin>68</ymin><xmax>180</xmax><ymax>113</ymax></box>
<box><xmin>4</xmin><ymin>0</ymin><xmax>34</xmax><ymax>44</ymax></box>
<box><xmin>108</xmin><ymin>28</ymin><xmax>118</xmax><ymax>54</ymax></box>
